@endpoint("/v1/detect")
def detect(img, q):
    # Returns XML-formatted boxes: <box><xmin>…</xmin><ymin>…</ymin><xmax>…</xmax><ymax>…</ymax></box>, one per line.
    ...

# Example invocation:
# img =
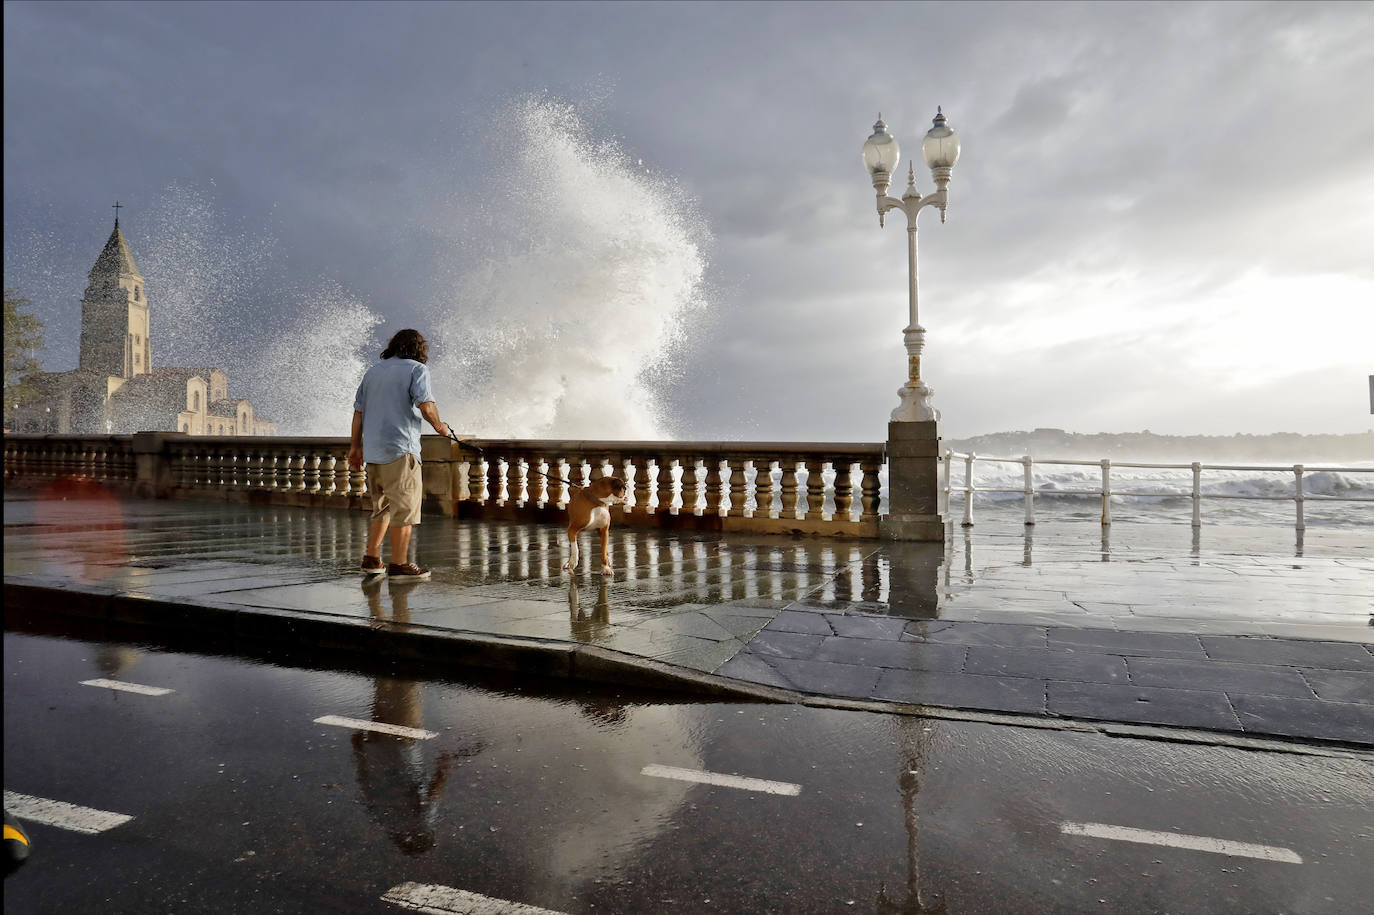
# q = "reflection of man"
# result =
<box><xmin>362</xmin><ymin>576</ymin><xmax>417</xmax><ymax>625</ymax></box>
<box><xmin>350</xmin><ymin>675</ymin><xmax>455</xmax><ymax>856</ymax></box>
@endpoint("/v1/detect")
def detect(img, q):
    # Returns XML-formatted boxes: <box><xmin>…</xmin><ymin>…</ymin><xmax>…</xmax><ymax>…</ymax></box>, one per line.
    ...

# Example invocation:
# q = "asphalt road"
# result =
<box><xmin>4</xmin><ymin>629</ymin><xmax>1372</xmax><ymax>914</ymax></box>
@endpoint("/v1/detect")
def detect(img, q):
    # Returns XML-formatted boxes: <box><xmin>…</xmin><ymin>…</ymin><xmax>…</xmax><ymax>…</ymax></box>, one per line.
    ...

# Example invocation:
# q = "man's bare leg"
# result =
<box><xmin>367</xmin><ymin>516</ymin><xmax>390</xmax><ymax>561</ymax></box>
<box><xmin>389</xmin><ymin>524</ymin><xmax>413</xmax><ymax>566</ymax></box>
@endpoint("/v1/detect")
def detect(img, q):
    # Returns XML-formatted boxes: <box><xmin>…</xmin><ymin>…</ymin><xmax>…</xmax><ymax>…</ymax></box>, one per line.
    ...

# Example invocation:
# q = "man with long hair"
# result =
<box><xmin>348</xmin><ymin>329</ymin><xmax>450</xmax><ymax>580</ymax></box>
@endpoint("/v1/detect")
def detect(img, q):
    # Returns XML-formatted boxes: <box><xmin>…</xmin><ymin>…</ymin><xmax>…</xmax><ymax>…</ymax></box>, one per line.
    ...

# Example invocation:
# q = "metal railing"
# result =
<box><xmin>940</xmin><ymin>451</ymin><xmax>1373</xmax><ymax>530</ymax></box>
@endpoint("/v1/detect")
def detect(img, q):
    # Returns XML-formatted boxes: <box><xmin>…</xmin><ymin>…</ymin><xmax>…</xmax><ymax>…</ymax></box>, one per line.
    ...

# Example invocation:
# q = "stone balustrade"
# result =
<box><xmin>4</xmin><ymin>433</ymin><xmax>884</xmax><ymax>538</ymax></box>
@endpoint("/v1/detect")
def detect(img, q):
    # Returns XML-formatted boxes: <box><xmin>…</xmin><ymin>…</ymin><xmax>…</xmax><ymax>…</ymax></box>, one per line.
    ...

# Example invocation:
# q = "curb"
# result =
<box><xmin>5</xmin><ymin>580</ymin><xmax>1370</xmax><ymax>758</ymax></box>
<box><xmin>2</xmin><ymin>581</ymin><xmax>793</xmax><ymax>704</ymax></box>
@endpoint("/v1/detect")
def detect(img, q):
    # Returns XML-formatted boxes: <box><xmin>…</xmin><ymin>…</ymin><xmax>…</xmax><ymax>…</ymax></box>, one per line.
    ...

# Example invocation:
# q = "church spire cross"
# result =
<box><xmin>112</xmin><ymin>201</ymin><xmax>123</xmax><ymax>227</ymax></box>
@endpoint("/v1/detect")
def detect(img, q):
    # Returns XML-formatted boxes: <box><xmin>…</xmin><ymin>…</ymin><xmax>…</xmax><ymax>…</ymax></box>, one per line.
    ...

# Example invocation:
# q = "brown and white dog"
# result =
<box><xmin>562</xmin><ymin>476</ymin><xmax>627</xmax><ymax>577</ymax></box>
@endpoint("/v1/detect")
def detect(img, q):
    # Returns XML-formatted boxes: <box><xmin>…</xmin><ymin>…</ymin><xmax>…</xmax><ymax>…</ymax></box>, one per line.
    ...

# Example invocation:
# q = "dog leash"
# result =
<box><xmin>447</xmin><ymin>432</ymin><xmax>585</xmax><ymax>491</ymax></box>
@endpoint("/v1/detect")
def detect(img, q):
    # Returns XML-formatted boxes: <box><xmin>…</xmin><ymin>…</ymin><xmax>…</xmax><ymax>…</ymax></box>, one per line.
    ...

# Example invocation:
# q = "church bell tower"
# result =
<box><xmin>79</xmin><ymin>203</ymin><xmax>150</xmax><ymax>379</ymax></box>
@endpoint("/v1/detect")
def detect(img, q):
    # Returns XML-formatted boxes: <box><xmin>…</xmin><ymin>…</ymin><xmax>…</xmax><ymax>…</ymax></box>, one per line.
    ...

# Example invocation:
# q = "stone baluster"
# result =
<box><xmin>656</xmin><ymin>458</ymin><xmax>677</xmax><ymax>514</ymax></box>
<box><xmin>318</xmin><ymin>455</ymin><xmax>337</xmax><ymax>496</ymax></box>
<box><xmin>258</xmin><ymin>450</ymin><xmax>277</xmax><ymax>489</ymax></box>
<box><xmin>860</xmin><ymin>459</ymin><xmax>882</xmax><ymax>521</ymax></box>
<box><xmin>805</xmin><ymin>459</ymin><xmax>827</xmax><ymax>521</ymax></box>
<box><xmin>530</xmin><ymin>454</ymin><xmax>549</xmax><ymax>507</ymax></box>
<box><xmin>305</xmin><ymin>453</ymin><xmax>322</xmax><ymax>494</ymax></box>
<box><xmin>228</xmin><ymin>448</ymin><xmax>244</xmax><ymax>490</ymax></box>
<box><xmin>833</xmin><ymin>460</ymin><xmax>855</xmax><ymax>522</ymax></box>
<box><xmin>506</xmin><ymin>454</ymin><xmax>524</xmax><ymax>506</ymax></box>
<box><xmin>289</xmin><ymin>451</ymin><xmax>307</xmax><ymax>492</ymax></box>
<box><xmin>117</xmin><ymin>443</ymin><xmax>134</xmax><ymax>486</ymax></box>
<box><xmin>726</xmin><ymin>458</ymin><xmax>749</xmax><ymax>518</ymax></box>
<box><xmin>779</xmin><ymin>461</ymin><xmax>800</xmax><ymax>520</ymax></box>
<box><xmin>485</xmin><ymin>459</ymin><xmax>502</xmax><ymax>505</ymax></box>
<box><xmin>623</xmin><ymin>458</ymin><xmax>642</xmax><ymax>513</ymax></box>
<box><xmin>348</xmin><ymin>457</ymin><xmax>366</xmax><ymax>499</ymax></box>
<box><xmin>171</xmin><ymin>447</ymin><xmax>192</xmax><ymax>490</ymax></box>
<box><xmin>628</xmin><ymin>458</ymin><xmax>649</xmax><ymax>514</ymax></box>
<box><xmin>201</xmin><ymin>447</ymin><xmax>219</xmax><ymax>490</ymax></box>
<box><xmin>79</xmin><ymin>445</ymin><xmax>95</xmax><ymax>480</ymax></box>
<box><xmin>753</xmin><ymin>460</ymin><xmax>775</xmax><ymax>518</ymax></box>
<box><xmin>217</xmin><ymin>447</ymin><xmax>234</xmax><ymax>490</ymax></box>
<box><xmin>704</xmin><ymin>458</ymin><xmax>725</xmax><ymax>516</ymax></box>
<box><xmin>683</xmin><ymin>458</ymin><xmax>703</xmax><ymax>515</ymax></box>
<box><xmin>545</xmin><ymin>458</ymin><xmax>564</xmax><ymax>508</ymax></box>
<box><xmin>247</xmin><ymin>448</ymin><xmax>265</xmax><ymax>490</ymax></box>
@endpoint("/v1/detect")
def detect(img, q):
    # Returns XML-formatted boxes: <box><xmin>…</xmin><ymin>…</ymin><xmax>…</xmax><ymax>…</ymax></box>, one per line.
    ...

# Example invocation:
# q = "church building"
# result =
<box><xmin>12</xmin><ymin>213</ymin><xmax>276</xmax><ymax>437</ymax></box>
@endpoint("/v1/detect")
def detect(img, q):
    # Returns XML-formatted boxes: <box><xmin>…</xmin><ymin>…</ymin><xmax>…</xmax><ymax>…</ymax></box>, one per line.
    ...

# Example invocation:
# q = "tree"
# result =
<box><xmin>4</xmin><ymin>288</ymin><xmax>45</xmax><ymax>426</ymax></box>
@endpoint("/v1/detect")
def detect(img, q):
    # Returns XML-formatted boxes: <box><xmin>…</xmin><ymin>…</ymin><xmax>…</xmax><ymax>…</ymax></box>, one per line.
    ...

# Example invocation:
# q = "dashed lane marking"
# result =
<box><xmin>80</xmin><ymin>678</ymin><xmax>174</xmax><ymax>696</ymax></box>
<box><xmin>314</xmin><ymin>715</ymin><xmax>437</xmax><ymax>740</ymax></box>
<box><xmin>3</xmin><ymin>791</ymin><xmax>134</xmax><ymax>835</ymax></box>
<box><xmin>1061</xmin><ymin>821</ymin><xmax>1303</xmax><ymax>863</ymax></box>
<box><xmin>641</xmin><ymin>764</ymin><xmax>802</xmax><ymax>796</ymax></box>
<box><xmin>382</xmin><ymin>882</ymin><xmax>569</xmax><ymax>914</ymax></box>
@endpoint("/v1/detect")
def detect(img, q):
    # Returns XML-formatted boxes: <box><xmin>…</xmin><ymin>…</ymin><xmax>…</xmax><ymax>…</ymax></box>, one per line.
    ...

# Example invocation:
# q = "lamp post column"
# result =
<box><xmin>863</xmin><ymin>109</ymin><xmax>961</xmax><ymax>542</ymax></box>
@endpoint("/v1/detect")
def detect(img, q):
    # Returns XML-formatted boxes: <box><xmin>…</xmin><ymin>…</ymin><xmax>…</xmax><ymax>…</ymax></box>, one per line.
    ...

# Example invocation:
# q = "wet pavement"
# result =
<box><xmin>3</xmin><ymin>489</ymin><xmax>1372</xmax><ymax>746</ymax></box>
<box><xmin>5</xmin><ymin>630</ymin><xmax>1372</xmax><ymax>914</ymax></box>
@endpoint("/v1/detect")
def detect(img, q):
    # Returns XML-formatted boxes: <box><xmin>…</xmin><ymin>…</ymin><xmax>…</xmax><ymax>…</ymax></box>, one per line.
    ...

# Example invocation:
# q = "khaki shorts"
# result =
<box><xmin>366</xmin><ymin>454</ymin><xmax>423</xmax><ymax>526</ymax></box>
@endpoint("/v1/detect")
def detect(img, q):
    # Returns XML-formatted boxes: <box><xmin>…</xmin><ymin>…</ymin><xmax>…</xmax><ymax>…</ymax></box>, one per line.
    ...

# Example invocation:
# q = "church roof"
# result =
<box><xmin>88</xmin><ymin>224</ymin><xmax>142</xmax><ymax>280</ymax></box>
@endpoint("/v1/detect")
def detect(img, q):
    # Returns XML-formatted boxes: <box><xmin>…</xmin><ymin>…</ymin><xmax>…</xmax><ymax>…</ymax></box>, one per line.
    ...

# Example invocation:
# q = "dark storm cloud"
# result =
<box><xmin>5</xmin><ymin>0</ymin><xmax>1371</xmax><ymax>440</ymax></box>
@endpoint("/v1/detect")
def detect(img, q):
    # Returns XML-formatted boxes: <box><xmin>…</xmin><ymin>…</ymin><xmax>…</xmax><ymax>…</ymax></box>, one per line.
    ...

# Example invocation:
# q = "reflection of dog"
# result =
<box><xmin>568</xmin><ymin>578</ymin><xmax>612</xmax><ymax>642</ymax></box>
<box><xmin>562</xmin><ymin>477</ymin><xmax>627</xmax><ymax>577</ymax></box>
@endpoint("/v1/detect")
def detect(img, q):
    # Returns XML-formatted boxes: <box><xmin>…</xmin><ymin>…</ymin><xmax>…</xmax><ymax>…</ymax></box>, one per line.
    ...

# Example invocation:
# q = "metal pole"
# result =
<box><xmin>1022</xmin><ymin>455</ymin><xmax>1035</xmax><ymax>525</ymax></box>
<box><xmin>1294</xmin><ymin>464</ymin><xmax>1305</xmax><ymax>532</ymax></box>
<box><xmin>962</xmin><ymin>452</ymin><xmax>975</xmax><ymax>527</ymax></box>
<box><xmin>1100</xmin><ymin>459</ymin><xmax>1112</xmax><ymax>526</ymax></box>
<box><xmin>941</xmin><ymin>449</ymin><xmax>952</xmax><ymax>515</ymax></box>
<box><xmin>1191</xmin><ymin>462</ymin><xmax>1202</xmax><ymax>528</ymax></box>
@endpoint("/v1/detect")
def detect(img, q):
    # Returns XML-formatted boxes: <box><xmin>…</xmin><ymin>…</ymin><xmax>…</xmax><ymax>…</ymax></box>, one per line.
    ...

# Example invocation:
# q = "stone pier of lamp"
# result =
<box><xmin>881</xmin><ymin>420</ymin><xmax>947</xmax><ymax>543</ymax></box>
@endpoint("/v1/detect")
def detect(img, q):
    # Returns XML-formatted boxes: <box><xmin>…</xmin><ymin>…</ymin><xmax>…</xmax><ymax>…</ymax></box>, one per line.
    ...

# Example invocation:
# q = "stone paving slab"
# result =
<box><xmin>4</xmin><ymin>492</ymin><xmax>1372</xmax><ymax>747</ymax></box>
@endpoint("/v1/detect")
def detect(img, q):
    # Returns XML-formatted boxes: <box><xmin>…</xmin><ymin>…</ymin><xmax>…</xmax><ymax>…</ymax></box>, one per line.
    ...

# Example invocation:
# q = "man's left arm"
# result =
<box><xmin>418</xmin><ymin>402</ymin><xmax>450</xmax><ymax>440</ymax></box>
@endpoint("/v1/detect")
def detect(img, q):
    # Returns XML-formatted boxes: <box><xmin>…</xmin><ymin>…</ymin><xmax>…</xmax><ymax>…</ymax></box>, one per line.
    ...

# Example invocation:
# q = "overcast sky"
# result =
<box><xmin>5</xmin><ymin>1</ymin><xmax>1372</xmax><ymax>441</ymax></box>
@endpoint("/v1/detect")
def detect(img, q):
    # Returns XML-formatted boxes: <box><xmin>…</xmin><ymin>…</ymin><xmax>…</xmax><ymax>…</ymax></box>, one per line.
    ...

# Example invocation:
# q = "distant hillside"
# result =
<box><xmin>943</xmin><ymin>429</ymin><xmax>1374</xmax><ymax>463</ymax></box>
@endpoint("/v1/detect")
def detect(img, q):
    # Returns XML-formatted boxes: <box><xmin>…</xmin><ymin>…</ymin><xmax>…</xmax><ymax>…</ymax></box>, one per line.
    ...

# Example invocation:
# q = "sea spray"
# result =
<box><xmin>252</xmin><ymin>280</ymin><xmax>383</xmax><ymax>434</ymax></box>
<box><xmin>425</xmin><ymin>96</ymin><xmax>711</xmax><ymax>440</ymax></box>
<box><xmin>135</xmin><ymin>181</ymin><xmax>274</xmax><ymax>374</ymax></box>
<box><xmin>136</xmin><ymin>181</ymin><xmax>382</xmax><ymax>433</ymax></box>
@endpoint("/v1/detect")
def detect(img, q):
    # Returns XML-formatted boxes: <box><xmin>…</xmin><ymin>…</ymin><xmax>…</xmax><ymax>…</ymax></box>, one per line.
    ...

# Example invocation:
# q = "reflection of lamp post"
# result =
<box><xmin>862</xmin><ymin>109</ymin><xmax>961</xmax><ymax>422</ymax></box>
<box><xmin>863</xmin><ymin>109</ymin><xmax>962</xmax><ymax>543</ymax></box>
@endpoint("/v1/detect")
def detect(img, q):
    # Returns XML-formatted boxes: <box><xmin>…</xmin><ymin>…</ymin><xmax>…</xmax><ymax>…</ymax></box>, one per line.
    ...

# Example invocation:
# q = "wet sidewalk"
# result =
<box><xmin>4</xmin><ymin>490</ymin><xmax>1371</xmax><ymax>746</ymax></box>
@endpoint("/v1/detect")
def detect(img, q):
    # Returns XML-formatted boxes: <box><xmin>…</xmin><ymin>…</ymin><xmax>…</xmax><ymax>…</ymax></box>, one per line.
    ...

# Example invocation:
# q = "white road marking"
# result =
<box><xmin>80</xmin><ymin>678</ymin><xmax>174</xmax><ymax>696</ymax></box>
<box><xmin>314</xmin><ymin>715</ymin><xmax>437</xmax><ymax>740</ymax></box>
<box><xmin>382</xmin><ymin>882</ymin><xmax>569</xmax><ymax>914</ymax></box>
<box><xmin>641</xmin><ymin>763</ymin><xmax>802</xmax><ymax>796</ymax></box>
<box><xmin>4</xmin><ymin>791</ymin><xmax>134</xmax><ymax>835</ymax></box>
<box><xmin>1061</xmin><ymin>821</ymin><xmax>1303</xmax><ymax>864</ymax></box>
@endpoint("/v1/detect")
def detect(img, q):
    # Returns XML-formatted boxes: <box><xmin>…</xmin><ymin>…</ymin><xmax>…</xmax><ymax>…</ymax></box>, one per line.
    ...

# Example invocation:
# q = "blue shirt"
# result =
<box><xmin>353</xmin><ymin>358</ymin><xmax>435</xmax><ymax>465</ymax></box>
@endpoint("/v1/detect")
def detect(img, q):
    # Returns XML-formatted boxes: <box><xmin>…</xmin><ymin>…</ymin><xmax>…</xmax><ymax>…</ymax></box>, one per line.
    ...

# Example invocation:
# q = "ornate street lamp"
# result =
<box><xmin>863</xmin><ymin>108</ymin><xmax>961</xmax><ymax>422</ymax></box>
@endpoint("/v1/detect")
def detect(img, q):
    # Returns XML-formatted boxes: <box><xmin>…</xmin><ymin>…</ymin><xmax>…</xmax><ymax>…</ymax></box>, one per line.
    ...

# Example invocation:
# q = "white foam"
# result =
<box><xmin>425</xmin><ymin>97</ymin><xmax>711</xmax><ymax>440</ymax></box>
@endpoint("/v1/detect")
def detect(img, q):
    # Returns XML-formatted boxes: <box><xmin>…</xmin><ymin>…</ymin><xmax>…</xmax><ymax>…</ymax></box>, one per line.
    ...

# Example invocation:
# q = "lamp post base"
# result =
<box><xmin>890</xmin><ymin>381</ymin><xmax>940</xmax><ymax>422</ymax></box>
<box><xmin>883</xmin><ymin>420</ymin><xmax>946</xmax><ymax>543</ymax></box>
